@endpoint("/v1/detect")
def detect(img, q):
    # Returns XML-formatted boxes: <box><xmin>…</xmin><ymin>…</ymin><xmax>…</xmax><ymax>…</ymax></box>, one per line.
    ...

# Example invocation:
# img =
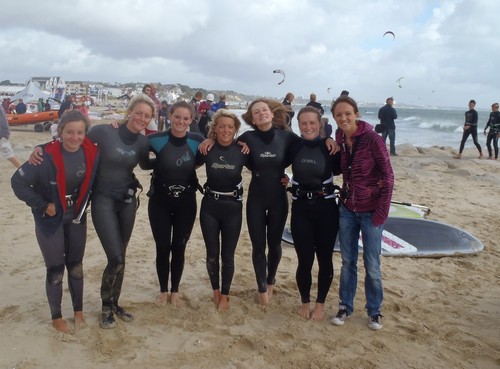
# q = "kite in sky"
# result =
<box><xmin>396</xmin><ymin>76</ymin><xmax>405</xmax><ymax>88</ymax></box>
<box><xmin>383</xmin><ymin>31</ymin><xmax>395</xmax><ymax>40</ymax></box>
<box><xmin>273</xmin><ymin>69</ymin><xmax>286</xmax><ymax>85</ymax></box>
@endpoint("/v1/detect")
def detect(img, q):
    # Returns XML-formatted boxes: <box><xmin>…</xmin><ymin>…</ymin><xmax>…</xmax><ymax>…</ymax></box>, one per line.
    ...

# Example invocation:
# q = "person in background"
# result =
<box><xmin>306</xmin><ymin>93</ymin><xmax>325</xmax><ymax>116</ymax></box>
<box><xmin>282</xmin><ymin>92</ymin><xmax>295</xmax><ymax>127</ymax></box>
<box><xmin>199</xmin><ymin>109</ymin><xmax>248</xmax><ymax>311</ymax></box>
<box><xmin>210</xmin><ymin>94</ymin><xmax>227</xmax><ymax>115</ymax></box>
<box><xmin>44</xmin><ymin>99</ymin><xmax>51</xmax><ymax>111</ymax></box>
<box><xmin>147</xmin><ymin>101</ymin><xmax>204</xmax><ymax>307</ymax></box>
<box><xmin>37</xmin><ymin>98</ymin><xmax>44</xmax><ymax>112</ymax></box>
<box><xmin>158</xmin><ymin>100</ymin><xmax>170</xmax><ymax>131</ymax></box>
<box><xmin>454</xmin><ymin>99</ymin><xmax>483</xmax><ymax>159</ymax></box>
<box><xmin>77</xmin><ymin>102</ymin><xmax>89</xmax><ymax>117</ymax></box>
<box><xmin>330</xmin><ymin>95</ymin><xmax>394</xmax><ymax>331</ymax></box>
<box><xmin>11</xmin><ymin>110</ymin><xmax>99</xmax><ymax>334</ymax></box>
<box><xmin>15</xmin><ymin>99</ymin><xmax>27</xmax><ymax>114</ymax></box>
<box><xmin>378</xmin><ymin>97</ymin><xmax>398</xmax><ymax>156</ymax></box>
<box><xmin>58</xmin><ymin>95</ymin><xmax>74</xmax><ymax>118</ymax></box>
<box><xmin>0</xmin><ymin>105</ymin><xmax>21</xmax><ymax>168</ymax></box>
<box><xmin>198</xmin><ymin>93</ymin><xmax>214</xmax><ymax>137</ymax></box>
<box><xmin>2</xmin><ymin>98</ymin><xmax>11</xmax><ymax>113</ymax></box>
<box><xmin>287</xmin><ymin>106</ymin><xmax>341</xmax><ymax>320</ymax></box>
<box><xmin>483</xmin><ymin>102</ymin><xmax>500</xmax><ymax>160</ymax></box>
<box><xmin>189</xmin><ymin>91</ymin><xmax>203</xmax><ymax>133</ymax></box>
<box><xmin>142</xmin><ymin>84</ymin><xmax>159</xmax><ymax>134</ymax></box>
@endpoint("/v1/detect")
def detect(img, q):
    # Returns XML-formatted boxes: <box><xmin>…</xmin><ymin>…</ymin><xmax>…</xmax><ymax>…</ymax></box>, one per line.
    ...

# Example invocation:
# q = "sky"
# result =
<box><xmin>1</xmin><ymin>0</ymin><xmax>499</xmax><ymax>109</ymax></box>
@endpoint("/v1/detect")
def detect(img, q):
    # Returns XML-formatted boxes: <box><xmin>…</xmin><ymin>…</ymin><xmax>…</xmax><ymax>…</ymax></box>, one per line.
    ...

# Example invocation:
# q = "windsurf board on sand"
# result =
<box><xmin>281</xmin><ymin>217</ymin><xmax>483</xmax><ymax>257</ymax></box>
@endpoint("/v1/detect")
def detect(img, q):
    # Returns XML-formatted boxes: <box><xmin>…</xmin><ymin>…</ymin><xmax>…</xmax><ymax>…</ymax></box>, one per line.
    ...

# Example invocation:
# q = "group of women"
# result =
<box><xmin>11</xmin><ymin>93</ymin><xmax>393</xmax><ymax>334</ymax></box>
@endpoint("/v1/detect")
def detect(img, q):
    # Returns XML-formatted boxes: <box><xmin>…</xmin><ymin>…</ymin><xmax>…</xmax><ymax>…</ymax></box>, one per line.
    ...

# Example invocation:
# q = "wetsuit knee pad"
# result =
<box><xmin>67</xmin><ymin>260</ymin><xmax>84</xmax><ymax>280</ymax></box>
<box><xmin>47</xmin><ymin>264</ymin><xmax>65</xmax><ymax>286</ymax></box>
<box><xmin>109</xmin><ymin>255</ymin><xmax>125</xmax><ymax>275</ymax></box>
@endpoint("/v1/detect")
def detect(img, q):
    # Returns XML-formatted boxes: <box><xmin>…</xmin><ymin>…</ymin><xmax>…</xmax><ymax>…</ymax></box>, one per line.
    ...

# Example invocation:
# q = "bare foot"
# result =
<box><xmin>310</xmin><ymin>303</ymin><xmax>326</xmax><ymax>321</ymax></box>
<box><xmin>170</xmin><ymin>292</ymin><xmax>180</xmax><ymax>307</ymax></box>
<box><xmin>155</xmin><ymin>292</ymin><xmax>169</xmax><ymax>307</ymax></box>
<box><xmin>212</xmin><ymin>290</ymin><xmax>221</xmax><ymax>307</ymax></box>
<box><xmin>52</xmin><ymin>318</ymin><xmax>74</xmax><ymax>334</ymax></box>
<box><xmin>267</xmin><ymin>284</ymin><xmax>274</xmax><ymax>301</ymax></box>
<box><xmin>258</xmin><ymin>292</ymin><xmax>269</xmax><ymax>305</ymax></box>
<box><xmin>478</xmin><ymin>153</ymin><xmax>483</xmax><ymax>159</ymax></box>
<box><xmin>218</xmin><ymin>294</ymin><xmax>230</xmax><ymax>312</ymax></box>
<box><xmin>453</xmin><ymin>154</ymin><xmax>461</xmax><ymax>159</ymax></box>
<box><xmin>298</xmin><ymin>303</ymin><xmax>311</xmax><ymax>319</ymax></box>
<box><xmin>488</xmin><ymin>156</ymin><xmax>493</xmax><ymax>160</ymax></box>
<box><xmin>73</xmin><ymin>311</ymin><xmax>87</xmax><ymax>329</ymax></box>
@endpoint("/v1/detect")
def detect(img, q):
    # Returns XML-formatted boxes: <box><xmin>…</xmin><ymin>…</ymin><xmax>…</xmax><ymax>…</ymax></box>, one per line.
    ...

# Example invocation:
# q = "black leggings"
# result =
<box><xmin>200</xmin><ymin>196</ymin><xmax>242</xmax><ymax>295</ymax></box>
<box><xmin>459</xmin><ymin>125</ymin><xmax>482</xmax><ymax>154</ymax></box>
<box><xmin>92</xmin><ymin>194</ymin><xmax>137</xmax><ymax>308</ymax></box>
<box><xmin>35</xmin><ymin>209</ymin><xmax>86</xmax><ymax>320</ymax></box>
<box><xmin>291</xmin><ymin>198</ymin><xmax>339</xmax><ymax>304</ymax></box>
<box><xmin>246</xmin><ymin>184</ymin><xmax>288</xmax><ymax>293</ymax></box>
<box><xmin>149</xmin><ymin>191</ymin><xmax>197</xmax><ymax>293</ymax></box>
<box><xmin>486</xmin><ymin>132</ymin><xmax>499</xmax><ymax>159</ymax></box>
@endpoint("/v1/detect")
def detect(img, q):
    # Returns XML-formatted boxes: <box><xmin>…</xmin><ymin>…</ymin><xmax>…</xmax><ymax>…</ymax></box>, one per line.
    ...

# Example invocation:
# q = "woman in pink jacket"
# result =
<box><xmin>329</xmin><ymin>95</ymin><xmax>394</xmax><ymax>331</ymax></box>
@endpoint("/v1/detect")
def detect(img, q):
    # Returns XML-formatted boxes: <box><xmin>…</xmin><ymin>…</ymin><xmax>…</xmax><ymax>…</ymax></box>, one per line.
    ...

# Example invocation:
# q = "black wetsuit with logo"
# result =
<box><xmin>11</xmin><ymin>138</ymin><xmax>99</xmax><ymax>320</ymax></box>
<box><xmin>199</xmin><ymin>141</ymin><xmax>248</xmax><ymax>295</ymax></box>
<box><xmin>87</xmin><ymin>124</ymin><xmax>150</xmax><ymax>309</ymax></box>
<box><xmin>238</xmin><ymin>127</ymin><xmax>298</xmax><ymax>293</ymax></box>
<box><xmin>287</xmin><ymin>137</ymin><xmax>341</xmax><ymax>304</ymax></box>
<box><xmin>147</xmin><ymin>130</ymin><xmax>204</xmax><ymax>293</ymax></box>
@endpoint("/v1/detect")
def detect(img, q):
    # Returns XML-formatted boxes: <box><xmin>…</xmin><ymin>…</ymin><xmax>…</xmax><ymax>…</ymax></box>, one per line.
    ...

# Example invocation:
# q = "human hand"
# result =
<box><xmin>28</xmin><ymin>146</ymin><xmax>43</xmax><ymax>165</ymax></box>
<box><xmin>198</xmin><ymin>138</ymin><xmax>215</xmax><ymax>155</ymax></box>
<box><xmin>45</xmin><ymin>203</ymin><xmax>56</xmax><ymax>217</ymax></box>
<box><xmin>237</xmin><ymin>141</ymin><xmax>250</xmax><ymax>154</ymax></box>
<box><xmin>463</xmin><ymin>125</ymin><xmax>470</xmax><ymax>131</ymax></box>
<box><xmin>110</xmin><ymin>121</ymin><xmax>119</xmax><ymax>129</ymax></box>
<box><xmin>326</xmin><ymin>137</ymin><xmax>340</xmax><ymax>155</ymax></box>
<box><xmin>280</xmin><ymin>174</ymin><xmax>290</xmax><ymax>187</ymax></box>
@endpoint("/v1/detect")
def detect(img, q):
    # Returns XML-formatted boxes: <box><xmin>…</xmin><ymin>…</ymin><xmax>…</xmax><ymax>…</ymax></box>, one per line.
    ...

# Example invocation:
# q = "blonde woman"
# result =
<box><xmin>199</xmin><ymin>109</ymin><xmax>248</xmax><ymax>311</ymax></box>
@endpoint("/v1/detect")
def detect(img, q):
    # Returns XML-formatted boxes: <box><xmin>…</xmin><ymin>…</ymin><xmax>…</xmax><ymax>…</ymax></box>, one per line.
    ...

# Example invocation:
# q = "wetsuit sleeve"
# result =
<box><xmin>484</xmin><ymin>114</ymin><xmax>492</xmax><ymax>130</ymax></box>
<box><xmin>11</xmin><ymin>160</ymin><xmax>49</xmax><ymax>213</ymax></box>
<box><xmin>138</xmin><ymin>142</ymin><xmax>153</xmax><ymax>170</ymax></box>
<box><xmin>472</xmin><ymin>110</ymin><xmax>478</xmax><ymax>125</ymax></box>
<box><xmin>330</xmin><ymin>150</ymin><xmax>341</xmax><ymax>176</ymax></box>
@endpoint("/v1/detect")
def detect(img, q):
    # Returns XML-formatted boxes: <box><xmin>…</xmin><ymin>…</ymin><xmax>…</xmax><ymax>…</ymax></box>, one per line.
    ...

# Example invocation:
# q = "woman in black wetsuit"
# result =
<box><xmin>147</xmin><ymin>101</ymin><xmax>205</xmax><ymax>307</ymax></box>
<box><xmin>199</xmin><ymin>109</ymin><xmax>248</xmax><ymax>311</ymax></box>
<box><xmin>239</xmin><ymin>99</ymin><xmax>297</xmax><ymax>305</ymax></box>
<box><xmin>88</xmin><ymin>95</ymin><xmax>152</xmax><ymax>328</ymax></box>
<box><xmin>287</xmin><ymin>106</ymin><xmax>341</xmax><ymax>320</ymax></box>
<box><xmin>12</xmin><ymin>110</ymin><xmax>99</xmax><ymax>334</ymax></box>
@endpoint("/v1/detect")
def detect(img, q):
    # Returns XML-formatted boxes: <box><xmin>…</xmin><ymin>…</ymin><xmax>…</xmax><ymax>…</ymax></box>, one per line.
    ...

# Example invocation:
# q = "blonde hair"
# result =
<box><xmin>124</xmin><ymin>94</ymin><xmax>157</xmax><ymax>124</ymax></box>
<box><xmin>207</xmin><ymin>109</ymin><xmax>241</xmax><ymax>140</ymax></box>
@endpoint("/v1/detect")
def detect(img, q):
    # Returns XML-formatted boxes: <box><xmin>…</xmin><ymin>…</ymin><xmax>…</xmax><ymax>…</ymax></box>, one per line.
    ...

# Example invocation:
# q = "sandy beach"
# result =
<box><xmin>1</xmin><ymin>118</ymin><xmax>499</xmax><ymax>369</ymax></box>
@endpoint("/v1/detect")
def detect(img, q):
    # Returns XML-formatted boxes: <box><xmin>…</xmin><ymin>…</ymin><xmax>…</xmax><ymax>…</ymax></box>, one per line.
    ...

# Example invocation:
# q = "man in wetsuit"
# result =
<box><xmin>454</xmin><ymin>99</ymin><xmax>483</xmax><ymax>159</ymax></box>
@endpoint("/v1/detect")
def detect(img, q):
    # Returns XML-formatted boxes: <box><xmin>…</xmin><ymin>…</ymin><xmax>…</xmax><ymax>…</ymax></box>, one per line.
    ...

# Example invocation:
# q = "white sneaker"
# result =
<box><xmin>331</xmin><ymin>308</ymin><xmax>349</xmax><ymax>326</ymax></box>
<box><xmin>368</xmin><ymin>314</ymin><xmax>383</xmax><ymax>331</ymax></box>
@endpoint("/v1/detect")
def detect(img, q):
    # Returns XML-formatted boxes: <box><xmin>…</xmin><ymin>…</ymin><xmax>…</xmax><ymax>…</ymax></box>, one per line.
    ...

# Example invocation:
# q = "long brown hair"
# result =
<box><xmin>241</xmin><ymin>98</ymin><xmax>290</xmax><ymax>130</ymax></box>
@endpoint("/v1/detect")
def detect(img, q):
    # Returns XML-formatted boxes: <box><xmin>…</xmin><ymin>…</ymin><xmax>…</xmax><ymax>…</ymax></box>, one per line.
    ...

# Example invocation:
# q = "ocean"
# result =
<box><xmin>233</xmin><ymin>106</ymin><xmax>492</xmax><ymax>149</ymax></box>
